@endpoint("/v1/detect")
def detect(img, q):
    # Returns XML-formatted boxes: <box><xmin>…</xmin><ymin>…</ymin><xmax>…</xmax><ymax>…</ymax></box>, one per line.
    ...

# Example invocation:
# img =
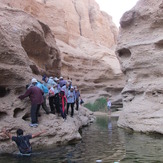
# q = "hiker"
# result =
<box><xmin>59</xmin><ymin>76</ymin><xmax>67</xmax><ymax>87</ymax></box>
<box><xmin>2</xmin><ymin>128</ymin><xmax>46</xmax><ymax>154</ymax></box>
<box><xmin>18</xmin><ymin>78</ymin><xmax>44</xmax><ymax>127</ymax></box>
<box><xmin>74</xmin><ymin>87</ymin><xmax>81</xmax><ymax>111</ymax></box>
<box><xmin>59</xmin><ymin>90</ymin><xmax>67</xmax><ymax>120</ymax></box>
<box><xmin>36</xmin><ymin>81</ymin><xmax>49</xmax><ymax>114</ymax></box>
<box><xmin>67</xmin><ymin>86</ymin><xmax>75</xmax><ymax>117</ymax></box>
<box><xmin>62</xmin><ymin>82</ymin><xmax>70</xmax><ymax>97</ymax></box>
<box><xmin>107</xmin><ymin>98</ymin><xmax>112</xmax><ymax>115</ymax></box>
<box><xmin>48</xmin><ymin>82</ymin><xmax>60</xmax><ymax>114</ymax></box>
<box><xmin>48</xmin><ymin>83</ymin><xmax>57</xmax><ymax>114</ymax></box>
<box><xmin>26</xmin><ymin>79</ymin><xmax>49</xmax><ymax>114</ymax></box>
<box><xmin>68</xmin><ymin>79</ymin><xmax>72</xmax><ymax>90</ymax></box>
<box><xmin>42</xmin><ymin>75</ymin><xmax>56</xmax><ymax>88</ymax></box>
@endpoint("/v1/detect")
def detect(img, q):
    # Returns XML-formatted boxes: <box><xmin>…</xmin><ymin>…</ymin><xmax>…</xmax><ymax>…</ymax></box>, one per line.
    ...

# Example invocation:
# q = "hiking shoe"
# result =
<box><xmin>29</xmin><ymin>123</ymin><xmax>38</xmax><ymax>127</ymax></box>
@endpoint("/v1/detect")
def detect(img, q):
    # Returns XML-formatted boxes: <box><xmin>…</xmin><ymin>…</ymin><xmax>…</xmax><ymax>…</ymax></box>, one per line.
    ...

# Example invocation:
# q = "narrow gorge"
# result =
<box><xmin>0</xmin><ymin>0</ymin><xmax>124</xmax><ymax>153</ymax></box>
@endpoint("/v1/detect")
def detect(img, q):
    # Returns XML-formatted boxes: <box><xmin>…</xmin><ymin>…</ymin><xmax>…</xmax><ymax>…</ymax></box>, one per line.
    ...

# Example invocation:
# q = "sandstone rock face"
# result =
<box><xmin>0</xmin><ymin>4</ymin><xmax>61</xmax><ymax>106</ymax></box>
<box><xmin>1</xmin><ymin>0</ymin><xmax>117</xmax><ymax>48</ymax></box>
<box><xmin>116</xmin><ymin>0</ymin><xmax>163</xmax><ymax>133</ymax></box>
<box><xmin>0</xmin><ymin>0</ymin><xmax>125</xmax><ymax>104</ymax></box>
<box><xmin>0</xmin><ymin>4</ymin><xmax>95</xmax><ymax>153</ymax></box>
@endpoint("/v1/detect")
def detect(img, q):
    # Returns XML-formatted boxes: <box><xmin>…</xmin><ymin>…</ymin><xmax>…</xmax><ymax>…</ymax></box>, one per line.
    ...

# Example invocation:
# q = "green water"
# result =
<box><xmin>1</xmin><ymin>116</ymin><xmax>163</xmax><ymax>163</ymax></box>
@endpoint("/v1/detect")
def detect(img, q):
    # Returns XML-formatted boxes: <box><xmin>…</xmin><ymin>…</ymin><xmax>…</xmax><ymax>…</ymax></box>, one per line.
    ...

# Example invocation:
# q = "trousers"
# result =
<box><xmin>31</xmin><ymin>104</ymin><xmax>41</xmax><ymax>124</ymax></box>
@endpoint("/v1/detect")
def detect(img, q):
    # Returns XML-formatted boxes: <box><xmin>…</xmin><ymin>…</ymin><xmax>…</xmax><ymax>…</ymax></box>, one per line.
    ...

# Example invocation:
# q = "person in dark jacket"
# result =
<box><xmin>18</xmin><ymin>78</ymin><xmax>44</xmax><ymax>127</ymax></box>
<box><xmin>74</xmin><ymin>87</ymin><xmax>81</xmax><ymax>111</ymax></box>
<box><xmin>2</xmin><ymin>128</ymin><xmax>46</xmax><ymax>155</ymax></box>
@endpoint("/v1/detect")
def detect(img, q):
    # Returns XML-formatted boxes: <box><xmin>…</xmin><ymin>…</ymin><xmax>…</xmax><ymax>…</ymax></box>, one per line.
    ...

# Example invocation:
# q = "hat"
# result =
<box><xmin>59</xmin><ymin>76</ymin><xmax>63</xmax><ymax>80</ymax></box>
<box><xmin>31</xmin><ymin>78</ymin><xmax>37</xmax><ymax>83</ymax></box>
<box><xmin>70</xmin><ymin>86</ymin><xmax>74</xmax><ymax>89</ymax></box>
<box><xmin>54</xmin><ymin>77</ymin><xmax>59</xmax><ymax>81</ymax></box>
<box><xmin>68</xmin><ymin>80</ymin><xmax>72</xmax><ymax>83</ymax></box>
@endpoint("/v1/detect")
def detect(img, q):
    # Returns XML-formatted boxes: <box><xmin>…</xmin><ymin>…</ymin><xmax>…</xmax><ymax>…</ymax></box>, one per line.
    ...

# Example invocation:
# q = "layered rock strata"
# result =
<box><xmin>116</xmin><ymin>0</ymin><xmax>163</xmax><ymax>133</ymax></box>
<box><xmin>0</xmin><ymin>0</ymin><xmax>125</xmax><ymax>104</ymax></box>
<box><xmin>0</xmin><ymin>5</ymin><xmax>95</xmax><ymax>153</ymax></box>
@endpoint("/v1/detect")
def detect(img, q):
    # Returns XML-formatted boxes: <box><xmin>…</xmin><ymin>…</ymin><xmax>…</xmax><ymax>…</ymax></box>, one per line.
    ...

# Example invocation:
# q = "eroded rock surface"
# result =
<box><xmin>116</xmin><ymin>0</ymin><xmax>163</xmax><ymax>133</ymax></box>
<box><xmin>0</xmin><ymin>106</ymin><xmax>94</xmax><ymax>153</ymax></box>
<box><xmin>0</xmin><ymin>0</ymin><xmax>125</xmax><ymax>103</ymax></box>
<box><xmin>0</xmin><ymin>5</ymin><xmax>95</xmax><ymax>153</ymax></box>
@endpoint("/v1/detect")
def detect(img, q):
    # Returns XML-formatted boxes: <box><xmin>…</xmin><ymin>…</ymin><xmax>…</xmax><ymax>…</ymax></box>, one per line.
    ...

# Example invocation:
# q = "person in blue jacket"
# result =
<box><xmin>36</xmin><ymin>81</ymin><xmax>49</xmax><ymax>114</ymax></box>
<box><xmin>67</xmin><ymin>86</ymin><xmax>75</xmax><ymax>117</ymax></box>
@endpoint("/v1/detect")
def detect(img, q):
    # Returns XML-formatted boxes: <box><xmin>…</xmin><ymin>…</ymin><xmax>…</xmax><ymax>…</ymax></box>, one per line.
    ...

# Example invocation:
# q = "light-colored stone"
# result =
<box><xmin>0</xmin><ymin>106</ymin><xmax>95</xmax><ymax>153</ymax></box>
<box><xmin>0</xmin><ymin>0</ymin><xmax>117</xmax><ymax>48</ymax></box>
<box><xmin>116</xmin><ymin>0</ymin><xmax>163</xmax><ymax>133</ymax></box>
<box><xmin>0</xmin><ymin>5</ymin><xmax>95</xmax><ymax>153</ymax></box>
<box><xmin>0</xmin><ymin>0</ymin><xmax>125</xmax><ymax>103</ymax></box>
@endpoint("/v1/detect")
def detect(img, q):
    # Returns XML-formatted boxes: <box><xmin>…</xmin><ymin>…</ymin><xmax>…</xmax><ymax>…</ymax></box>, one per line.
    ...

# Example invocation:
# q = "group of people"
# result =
<box><xmin>2</xmin><ymin>76</ymin><xmax>83</xmax><ymax>155</ymax></box>
<box><xmin>1</xmin><ymin>76</ymin><xmax>112</xmax><ymax>155</ymax></box>
<box><xmin>19</xmin><ymin>76</ymin><xmax>82</xmax><ymax>127</ymax></box>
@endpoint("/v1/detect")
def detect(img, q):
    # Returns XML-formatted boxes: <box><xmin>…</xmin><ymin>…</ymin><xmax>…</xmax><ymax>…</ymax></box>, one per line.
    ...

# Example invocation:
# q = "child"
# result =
<box><xmin>107</xmin><ymin>98</ymin><xmax>111</xmax><ymax>115</ymax></box>
<box><xmin>59</xmin><ymin>90</ymin><xmax>67</xmax><ymax>120</ymax></box>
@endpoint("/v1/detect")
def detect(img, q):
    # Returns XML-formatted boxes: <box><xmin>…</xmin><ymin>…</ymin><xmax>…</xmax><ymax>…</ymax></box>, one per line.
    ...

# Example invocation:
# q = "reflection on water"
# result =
<box><xmin>1</xmin><ymin>116</ymin><xmax>163</xmax><ymax>163</ymax></box>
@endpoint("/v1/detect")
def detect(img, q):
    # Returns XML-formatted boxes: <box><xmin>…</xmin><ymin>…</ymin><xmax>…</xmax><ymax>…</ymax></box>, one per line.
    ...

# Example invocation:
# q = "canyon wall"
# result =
<box><xmin>0</xmin><ymin>3</ymin><xmax>94</xmax><ymax>153</ymax></box>
<box><xmin>0</xmin><ymin>0</ymin><xmax>125</xmax><ymax>103</ymax></box>
<box><xmin>0</xmin><ymin>0</ymin><xmax>124</xmax><ymax>153</ymax></box>
<box><xmin>116</xmin><ymin>0</ymin><xmax>163</xmax><ymax>133</ymax></box>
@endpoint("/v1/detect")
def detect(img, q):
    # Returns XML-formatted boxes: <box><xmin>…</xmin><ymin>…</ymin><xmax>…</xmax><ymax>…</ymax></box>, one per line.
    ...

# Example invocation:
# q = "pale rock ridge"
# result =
<box><xmin>116</xmin><ymin>0</ymin><xmax>163</xmax><ymax>133</ymax></box>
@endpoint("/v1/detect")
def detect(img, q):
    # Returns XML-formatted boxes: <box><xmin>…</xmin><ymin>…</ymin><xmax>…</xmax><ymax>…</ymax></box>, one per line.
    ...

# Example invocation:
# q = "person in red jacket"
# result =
<box><xmin>59</xmin><ymin>90</ymin><xmax>67</xmax><ymax>121</ymax></box>
<box><xmin>19</xmin><ymin>78</ymin><xmax>44</xmax><ymax>127</ymax></box>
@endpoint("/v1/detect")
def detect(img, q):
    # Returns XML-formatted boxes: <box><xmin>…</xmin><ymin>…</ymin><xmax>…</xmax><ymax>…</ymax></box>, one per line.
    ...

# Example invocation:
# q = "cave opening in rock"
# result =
<box><xmin>0</xmin><ymin>111</ymin><xmax>7</xmax><ymax>120</ymax></box>
<box><xmin>118</xmin><ymin>48</ymin><xmax>131</xmax><ymax>59</ymax></box>
<box><xmin>21</xmin><ymin>31</ymin><xmax>50</xmax><ymax>70</ymax></box>
<box><xmin>13</xmin><ymin>108</ymin><xmax>25</xmax><ymax>118</ymax></box>
<box><xmin>22</xmin><ymin>113</ymin><xmax>30</xmax><ymax>121</ymax></box>
<box><xmin>0</xmin><ymin>86</ymin><xmax>10</xmax><ymax>98</ymax></box>
<box><xmin>30</xmin><ymin>65</ymin><xmax>40</xmax><ymax>75</ymax></box>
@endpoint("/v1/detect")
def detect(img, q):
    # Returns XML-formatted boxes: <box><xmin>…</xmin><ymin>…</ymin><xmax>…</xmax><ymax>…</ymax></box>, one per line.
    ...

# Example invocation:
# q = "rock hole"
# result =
<box><xmin>118</xmin><ymin>48</ymin><xmax>131</xmax><ymax>59</ymax></box>
<box><xmin>21</xmin><ymin>31</ymin><xmax>50</xmax><ymax>69</ymax></box>
<box><xmin>0</xmin><ymin>86</ymin><xmax>10</xmax><ymax>98</ymax></box>
<box><xmin>155</xmin><ymin>40</ymin><xmax>163</xmax><ymax>48</ymax></box>
<box><xmin>13</xmin><ymin>108</ymin><xmax>25</xmax><ymax>118</ymax></box>
<box><xmin>30</xmin><ymin>65</ymin><xmax>40</xmax><ymax>75</ymax></box>
<box><xmin>22</xmin><ymin>113</ymin><xmax>30</xmax><ymax>121</ymax></box>
<box><xmin>0</xmin><ymin>111</ymin><xmax>7</xmax><ymax>120</ymax></box>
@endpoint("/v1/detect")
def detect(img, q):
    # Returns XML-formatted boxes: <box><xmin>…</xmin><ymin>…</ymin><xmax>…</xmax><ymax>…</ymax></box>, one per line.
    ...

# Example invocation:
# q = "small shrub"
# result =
<box><xmin>84</xmin><ymin>97</ymin><xmax>107</xmax><ymax>112</ymax></box>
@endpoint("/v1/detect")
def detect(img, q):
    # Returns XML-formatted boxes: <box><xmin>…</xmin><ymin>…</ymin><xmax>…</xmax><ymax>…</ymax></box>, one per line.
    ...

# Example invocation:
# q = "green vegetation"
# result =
<box><xmin>84</xmin><ymin>97</ymin><xmax>107</xmax><ymax>112</ymax></box>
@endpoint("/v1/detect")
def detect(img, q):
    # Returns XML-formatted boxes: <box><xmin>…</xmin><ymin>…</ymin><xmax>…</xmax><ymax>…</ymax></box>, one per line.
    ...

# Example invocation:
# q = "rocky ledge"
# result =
<box><xmin>0</xmin><ymin>106</ymin><xmax>95</xmax><ymax>153</ymax></box>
